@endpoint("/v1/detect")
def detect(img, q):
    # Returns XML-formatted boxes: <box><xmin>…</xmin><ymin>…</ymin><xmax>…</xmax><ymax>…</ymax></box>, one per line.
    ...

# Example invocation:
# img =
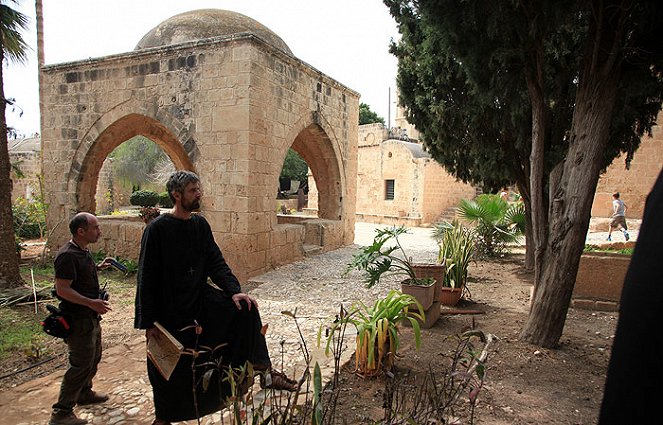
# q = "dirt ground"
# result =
<box><xmin>2</xmin><ymin>238</ymin><xmax>617</xmax><ymax>424</ymax></box>
<box><xmin>328</xmin><ymin>255</ymin><xmax>616</xmax><ymax>424</ymax></box>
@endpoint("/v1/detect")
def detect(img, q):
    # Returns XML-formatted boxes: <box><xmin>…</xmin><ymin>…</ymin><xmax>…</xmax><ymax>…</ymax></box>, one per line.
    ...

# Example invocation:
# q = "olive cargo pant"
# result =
<box><xmin>52</xmin><ymin>315</ymin><xmax>102</xmax><ymax>412</ymax></box>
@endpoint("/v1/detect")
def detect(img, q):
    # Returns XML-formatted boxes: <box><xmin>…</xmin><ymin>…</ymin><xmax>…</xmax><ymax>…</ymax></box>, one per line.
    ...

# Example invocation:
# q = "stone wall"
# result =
<box><xmin>572</xmin><ymin>252</ymin><xmax>630</xmax><ymax>312</ymax></box>
<box><xmin>10</xmin><ymin>150</ymin><xmax>41</xmax><ymax>202</ymax></box>
<box><xmin>592</xmin><ymin>111</ymin><xmax>663</xmax><ymax>219</ymax></box>
<box><xmin>352</xmin><ymin>125</ymin><xmax>474</xmax><ymax>227</ymax></box>
<box><xmin>40</xmin><ymin>34</ymin><xmax>358</xmax><ymax>282</ymax></box>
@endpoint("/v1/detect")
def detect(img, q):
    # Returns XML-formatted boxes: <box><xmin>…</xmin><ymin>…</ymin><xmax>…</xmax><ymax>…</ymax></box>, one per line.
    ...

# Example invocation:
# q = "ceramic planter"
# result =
<box><xmin>401</xmin><ymin>279</ymin><xmax>436</xmax><ymax>310</ymax></box>
<box><xmin>439</xmin><ymin>286</ymin><xmax>463</xmax><ymax>306</ymax></box>
<box><xmin>411</xmin><ymin>263</ymin><xmax>446</xmax><ymax>301</ymax></box>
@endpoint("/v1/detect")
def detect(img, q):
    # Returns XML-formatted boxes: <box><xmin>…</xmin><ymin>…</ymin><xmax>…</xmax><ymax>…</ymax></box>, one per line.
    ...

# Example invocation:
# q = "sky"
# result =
<box><xmin>3</xmin><ymin>0</ymin><xmax>401</xmax><ymax>138</ymax></box>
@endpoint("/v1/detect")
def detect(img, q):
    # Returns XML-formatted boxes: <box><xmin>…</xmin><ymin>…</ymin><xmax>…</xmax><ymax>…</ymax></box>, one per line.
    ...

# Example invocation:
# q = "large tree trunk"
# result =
<box><xmin>0</xmin><ymin>50</ymin><xmax>26</xmax><ymax>289</ymax></box>
<box><xmin>521</xmin><ymin>0</ymin><xmax>626</xmax><ymax>347</ymax></box>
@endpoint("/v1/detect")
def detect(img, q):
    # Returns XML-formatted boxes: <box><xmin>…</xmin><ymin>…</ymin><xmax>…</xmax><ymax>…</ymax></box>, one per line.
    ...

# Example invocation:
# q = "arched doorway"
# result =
<box><xmin>72</xmin><ymin>113</ymin><xmax>195</xmax><ymax>213</ymax></box>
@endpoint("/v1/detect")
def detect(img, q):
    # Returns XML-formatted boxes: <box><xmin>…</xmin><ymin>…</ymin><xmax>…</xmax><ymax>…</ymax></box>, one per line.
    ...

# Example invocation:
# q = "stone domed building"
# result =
<box><xmin>40</xmin><ymin>9</ymin><xmax>359</xmax><ymax>280</ymax></box>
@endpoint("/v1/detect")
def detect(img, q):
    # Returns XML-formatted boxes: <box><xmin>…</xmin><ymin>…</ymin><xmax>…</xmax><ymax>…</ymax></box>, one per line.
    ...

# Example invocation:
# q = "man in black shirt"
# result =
<box><xmin>49</xmin><ymin>213</ymin><xmax>112</xmax><ymax>425</ymax></box>
<box><xmin>135</xmin><ymin>171</ymin><xmax>298</xmax><ymax>425</ymax></box>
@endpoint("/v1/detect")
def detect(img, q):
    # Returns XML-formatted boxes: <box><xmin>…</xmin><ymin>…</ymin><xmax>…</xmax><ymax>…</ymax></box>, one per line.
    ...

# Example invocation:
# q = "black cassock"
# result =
<box><xmin>599</xmin><ymin>169</ymin><xmax>663</xmax><ymax>424</ymax></box>
<box><xmin>135</xmin><ymin>214</ymin><xmax>271</xmax><ymax>422</ymax></box>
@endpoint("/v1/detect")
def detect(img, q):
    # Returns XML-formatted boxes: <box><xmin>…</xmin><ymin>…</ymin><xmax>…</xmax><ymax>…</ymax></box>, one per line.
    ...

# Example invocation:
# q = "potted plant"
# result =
<box><xmin>432</xmin><ymin>220</ymin><xmax>476</xmax><ymax>306</ymax></box>
<box><xmin>344</xmin><ymin>226</ymin><xmax>437</xmax><ymax>310</ymax></box>
<box><xmin>320</xmin><ymin>290</ymin><xmax>425</xmax><ymax>377</ymax></box>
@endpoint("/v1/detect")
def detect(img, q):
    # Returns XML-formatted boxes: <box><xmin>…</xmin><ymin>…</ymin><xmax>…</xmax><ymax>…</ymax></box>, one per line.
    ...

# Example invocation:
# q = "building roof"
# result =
<box><xmin>134</xmin><ymin>9</ymin><xmax>293</xmax><ymax>55</ymax></box>
<box><xmin>386</xmin><ymin>139</ymin><xmax>431</xmax><ymax>159</ymax></box>
<box><xmin>8</xmin><ymin>136</ymin><xmax>40</xmax><ymax>153</ymax></box>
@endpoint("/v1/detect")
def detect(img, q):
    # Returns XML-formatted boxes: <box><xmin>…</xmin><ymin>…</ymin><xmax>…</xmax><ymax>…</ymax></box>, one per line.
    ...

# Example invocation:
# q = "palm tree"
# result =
<box><xmin>457</xmin><ymin>194</ymin><xmax>526</xmax><ymax>257</ymax></box>
<box><xmin>0</xmin><ymin>0</ymin><xmax>30</xmax><ymax>288</ymax></box>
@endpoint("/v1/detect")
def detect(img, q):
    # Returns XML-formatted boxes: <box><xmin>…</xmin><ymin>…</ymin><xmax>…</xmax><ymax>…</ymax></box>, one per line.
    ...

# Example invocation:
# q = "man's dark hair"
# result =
<box><xmin>166</xmin><ymin>170</ymin><xmax>200</xmax><ymax>203</ymax></box>
<box><xmin>613</xmin><ymin>192</ymin><xmax>620</xmax><ymax>199</ymax></box>
<box><xmin>69</xmin><ymin>214</ymin><xmax>89</xmax><ymax>235</ymax></box>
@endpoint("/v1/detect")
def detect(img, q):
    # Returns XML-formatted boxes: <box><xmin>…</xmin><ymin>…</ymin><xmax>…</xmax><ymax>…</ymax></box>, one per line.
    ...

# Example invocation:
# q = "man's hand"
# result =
<box><xmin>88</xmin><ymin>298</ymin><xmax>112</xmax><ymax>315</ymax></box>
<box><xmin>145</xmin><ymin>327</ymin><xmax>160</xmax><ymax>342</ymax></box>
<box><xmin>232</xmin><ymin>293</ymin><xmax>259</xmax><ymax>311</ymax></box>
<box><xmin>97</xmin><ymin>257</ymin><xmax>113</xmax><ymax>270</ymax></box>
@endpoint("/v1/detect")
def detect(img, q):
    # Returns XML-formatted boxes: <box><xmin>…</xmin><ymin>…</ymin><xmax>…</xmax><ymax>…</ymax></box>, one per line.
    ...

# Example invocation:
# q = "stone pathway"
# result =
<box><xmin>0</xmin><ymin>220</ymin><xmax>637</xmax><ymax>424</ymax></box>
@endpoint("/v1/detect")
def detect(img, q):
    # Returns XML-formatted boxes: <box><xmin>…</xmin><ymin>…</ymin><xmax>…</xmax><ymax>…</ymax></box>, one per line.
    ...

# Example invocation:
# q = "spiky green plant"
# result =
<box><xmin>321</xmin><ymin>290</ymin><xmax>424</xmax><ymax>377</ymax></box>
<box><xmin>432</xmin><ymin>220</ymin><xmax>476</xmax><ymax>288</ymax></box>
<box><xmin>457</xmin><ymin>194</ymin><xmax>526</xmax><ymax>256</ymax></box>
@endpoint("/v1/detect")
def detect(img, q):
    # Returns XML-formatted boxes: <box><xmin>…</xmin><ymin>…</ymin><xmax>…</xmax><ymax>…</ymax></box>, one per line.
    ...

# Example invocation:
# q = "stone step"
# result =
<box><xmin>303</xmin><ymin>244</ymin><xmax>323</xmax><ymax>257</ymax></box>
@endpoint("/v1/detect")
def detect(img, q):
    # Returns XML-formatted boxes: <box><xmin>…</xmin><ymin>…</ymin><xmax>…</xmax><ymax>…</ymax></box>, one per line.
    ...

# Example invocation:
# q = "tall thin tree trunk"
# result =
<box><xmin>526</xmin><ymin>75</ymin><xmax>548</xmax><ymax>288</ymax></box>
<box><xmin>0</xmin><ymin>49</ymin><xmax>26</xmax><ymax>289</ymax></box>
<box><xmin>521</xmin><ymin>0</ymin><xmax>626</xmax><ymax>346</ymax></box>
<box><xmin>521</xmin><ymin>78</ymin><xmax>619</xmax><ymax>346</ymax></box>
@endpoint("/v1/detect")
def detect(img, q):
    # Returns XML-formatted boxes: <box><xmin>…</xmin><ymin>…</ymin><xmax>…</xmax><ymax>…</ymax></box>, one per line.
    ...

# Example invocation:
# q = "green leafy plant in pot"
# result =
<box><xmin>432</xmin><ymin>220</ymin><xmax>476</xmax><ymax>306</ymax></box>
<box><xmin>319</xmin><ymin>290</ymin><xmax>424</xmax><ymax>377</ymax></box>
<box><xmin>344</xmin><ymin>226</ymin><xmax>436</xmax><ymax>309</ymax></box>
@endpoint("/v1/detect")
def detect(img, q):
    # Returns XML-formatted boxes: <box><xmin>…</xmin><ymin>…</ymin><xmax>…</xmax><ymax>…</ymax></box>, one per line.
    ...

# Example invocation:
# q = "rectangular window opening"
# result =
<box><xmin>385</xmin><ymin>179</ymin><xmax>395</xmax><ymax>200</ymax></box>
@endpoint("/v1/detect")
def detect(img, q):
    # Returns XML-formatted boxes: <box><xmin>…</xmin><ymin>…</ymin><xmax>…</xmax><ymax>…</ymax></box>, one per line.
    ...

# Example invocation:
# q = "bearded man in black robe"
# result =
<box><xmin>135</xmin><ymin>170</ymin><xmax>298</xmax><ymax>425</ymax></box>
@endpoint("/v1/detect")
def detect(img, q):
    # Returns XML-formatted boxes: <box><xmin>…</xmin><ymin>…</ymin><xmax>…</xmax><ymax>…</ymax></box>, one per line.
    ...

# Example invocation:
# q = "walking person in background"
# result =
<box><xmin>607</xmin><ymin>192</ymin><xmax>629</xmax><ymax>241</ymax></box>
<box><xmin>49</xmin><ymin>213</ymin><xmax>113</xmax><ymax>425</ymax></box>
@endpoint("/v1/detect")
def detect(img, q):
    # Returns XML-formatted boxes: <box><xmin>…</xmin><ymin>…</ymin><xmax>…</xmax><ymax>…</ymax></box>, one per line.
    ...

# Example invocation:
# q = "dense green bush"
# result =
<box><xmin>129</xmin><ymin>190</ymin><xmax>160</xmax><ymax>207</ymax></box>
<box><xmin>13</xmin><ymin>197</ymin><xmax>47</xmax><ymax>239</ymax></box>
<box><xmin>158</xmin><ymin>191</ymin><xmax>174</xmax><ymax>208</ymax></box>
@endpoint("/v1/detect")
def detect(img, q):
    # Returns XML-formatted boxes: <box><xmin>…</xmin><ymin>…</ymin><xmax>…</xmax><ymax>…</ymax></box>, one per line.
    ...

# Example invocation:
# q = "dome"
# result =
<box><xmin>135</xmin><ymin>9</ymin><xmax>292</xmax><ymax>55</ymax></box>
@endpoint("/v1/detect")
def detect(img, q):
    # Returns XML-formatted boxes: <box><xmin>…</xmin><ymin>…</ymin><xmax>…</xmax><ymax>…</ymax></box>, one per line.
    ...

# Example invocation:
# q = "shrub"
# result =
<box><xmin>13</xmin><ymin>196</ymin><xmax>47</xmax><ymax>239</ymax></box>
<box><xmin>458</xmin><ymin>194</ymin><xmax>526</xmax><ymax>257</ymax></box>
<box><xmin>130</xmin><ymin>190</ymin><xmax>160</xmax><ymax>207</ymax></box>
<box><xmin>158</xmin><ymin>192</ymin><xmax>174</xmax><ymax>208</ymax></box>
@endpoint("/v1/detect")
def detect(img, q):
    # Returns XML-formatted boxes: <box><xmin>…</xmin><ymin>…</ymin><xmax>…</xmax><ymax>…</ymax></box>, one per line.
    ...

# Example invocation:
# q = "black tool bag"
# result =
<box><xmin>41</xmin><ymin>304</ymin><xmax>72</xmax><ymax>339</ymax></box>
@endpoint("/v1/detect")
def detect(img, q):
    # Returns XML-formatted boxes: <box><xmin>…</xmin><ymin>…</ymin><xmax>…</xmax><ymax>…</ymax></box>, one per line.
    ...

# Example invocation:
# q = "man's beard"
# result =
<box><xmin>182</xmin><ymin>199</ymin><xmax>201</xmax><ymax>212</ymax></box>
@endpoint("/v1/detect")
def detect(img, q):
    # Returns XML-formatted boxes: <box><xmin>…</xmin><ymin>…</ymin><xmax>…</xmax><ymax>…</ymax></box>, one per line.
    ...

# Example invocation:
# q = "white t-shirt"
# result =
<box><xmin>612</xmin><ymin>199</ymin><xmax>626</xmax><ymax>217</ymax></box>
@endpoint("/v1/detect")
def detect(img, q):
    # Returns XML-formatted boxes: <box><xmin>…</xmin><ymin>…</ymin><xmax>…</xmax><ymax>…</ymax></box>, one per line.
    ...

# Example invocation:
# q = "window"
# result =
<box><xmin>385</xmin><ymin>179</ymin><xmax>395</xmax><ymax>200</ymax></box>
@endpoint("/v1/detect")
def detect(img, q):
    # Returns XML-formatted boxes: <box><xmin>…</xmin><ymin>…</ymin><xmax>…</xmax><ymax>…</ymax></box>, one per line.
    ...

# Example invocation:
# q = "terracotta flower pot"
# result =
<box><xmin>401</xmin><ymin>279</ymin><xmax>436</xmax><ymax>310</ymax></box>
<box><xmin>439</xmin><ymin>286</ymin><xmax>463</xmax><ymax>306</ymax></box>
<box><xmin>411</xmin><ymin>263</ymin><xmax>446</xmax><ymax>301</ymax></box>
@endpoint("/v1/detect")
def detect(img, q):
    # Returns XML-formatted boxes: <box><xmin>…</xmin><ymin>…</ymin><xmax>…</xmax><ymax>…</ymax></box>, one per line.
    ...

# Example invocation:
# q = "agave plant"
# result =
<box><xmin>321</xmin><ymin>290</ymin><xmax>425</xmax><ymax>377</ymax></box>
<box><xmin>457</xmin><ymin>194</ymin><xmax>526</xmax><ymax>257</ymax></box>
<box><xmin>432</xmin><ymin>220</ymin><xmax>475</xmax><ymax>289</ymax></box>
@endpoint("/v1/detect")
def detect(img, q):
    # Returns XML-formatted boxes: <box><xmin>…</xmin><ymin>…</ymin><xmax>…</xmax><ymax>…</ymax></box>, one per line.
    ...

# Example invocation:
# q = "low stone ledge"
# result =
<box><xmin>572</xmin><ymin>251</ymin><xmax>630</xmax><ymax>310</ymax></box>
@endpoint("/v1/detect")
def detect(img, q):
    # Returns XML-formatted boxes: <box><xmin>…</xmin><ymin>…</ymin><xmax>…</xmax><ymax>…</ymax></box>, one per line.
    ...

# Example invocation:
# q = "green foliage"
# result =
<box><xmin>0</xmin><ymin>307</ymin><xmax>46</xmax><ymax>360</ymax></box>
<box><xmin>280</xmin><ymin>148</ymin><xmax>308</xmax><ymax>184</ymax></box>
<box><xmin>129</xmin><ymin>190</ymin><xmax>160</xmax><ymax>207</ymax></box>
<box><xmin>12</xmin><ymin>196</ymin><xmax>48</xmax><ymax>239</ymax></box>
<box><xmin>344</xmin><ymin>226</ymin><xmax>433</xmax><ymax>287</ymax></box>
<box><xmin>458</xmin><ymin>194</ymin><xmax>525</xmax><ymax>256</ymax></box>
<box><xmin>158</xmin><ymin>191</ymin><xmax>173</xmax><ymax>208</ymax></box>
<box><xmin>0</xmin><ymin>1</ymin><xmax>30</xmax><ymax>64</ymax></box>
<box><xmin>359</xmin><ymin>102</ymin><xmax>385</xmax><ymax>125</ymax></box>
<box><xmin>322</xmin><ymin>290</ymin><xmax>424</xmax><ymax>376</ymax></box>
<box><xmin>386</xmin><ymin>0</ymin><xmax>663</xmax><ymax>211</ymax></box>
<box><xmin>432</xmin><ymin>220</ymin><xmax>476</xmax><ymax>288</ymax></box>
<box><xmin>111</xmin><ymin>135</ymin><xmax>169</xmax><ymax>188</ymax></box>
<box><xmin>457</xmin><ymin>194</ymin><xmax>525</xmax><ymax>257</ymax></box>
<box><xmin>584</xmin><ymin>245</ymin><xmax>634</xmax><ymax>256</ymax></box>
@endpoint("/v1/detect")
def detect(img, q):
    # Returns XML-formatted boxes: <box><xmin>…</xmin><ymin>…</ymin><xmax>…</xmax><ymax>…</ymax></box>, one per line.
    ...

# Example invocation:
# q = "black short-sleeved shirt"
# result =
<box><xmin>54</xmin><ymin>241</ymin><xmax>100</xmax><ymax>316</ymax></box>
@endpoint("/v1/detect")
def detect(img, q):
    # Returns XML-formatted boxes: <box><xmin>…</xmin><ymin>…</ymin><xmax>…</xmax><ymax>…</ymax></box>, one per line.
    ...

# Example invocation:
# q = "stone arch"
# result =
<box><xmin>70</xmin><ymin>106</ymin><xmax>196</xmax><ymax>213</ymax></box>
<box><xmin>283</xmin><ymin>111</ymin><xmax>345</xmax><ymax>220</ymax></box>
